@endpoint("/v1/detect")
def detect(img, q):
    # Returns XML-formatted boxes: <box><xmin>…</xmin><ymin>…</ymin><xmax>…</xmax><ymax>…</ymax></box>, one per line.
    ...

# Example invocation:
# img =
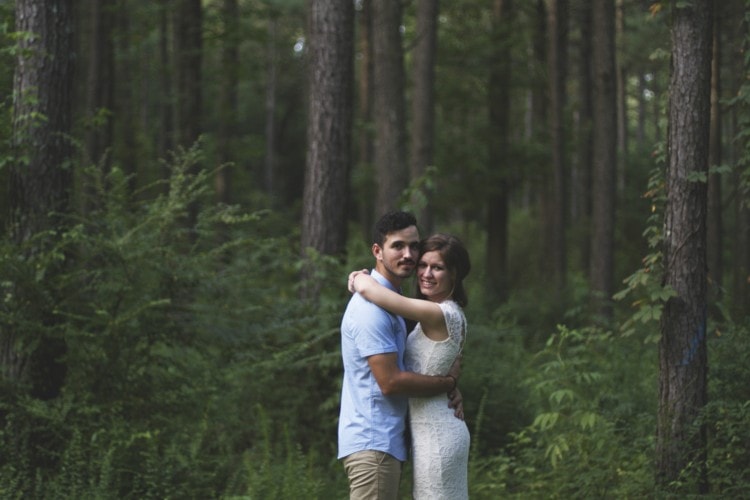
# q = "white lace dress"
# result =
<box><xmin>405</xmin><ymin>300</ymin><xmax>469</xmax><ymax>500</ymax></box>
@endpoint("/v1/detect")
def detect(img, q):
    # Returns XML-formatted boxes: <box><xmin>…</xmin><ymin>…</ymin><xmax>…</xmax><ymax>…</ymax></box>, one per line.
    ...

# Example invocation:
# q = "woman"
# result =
<box><xmin>348</xmin><ymin>233</ymin><xmax>471</xmax><ymax>500</ymax></box>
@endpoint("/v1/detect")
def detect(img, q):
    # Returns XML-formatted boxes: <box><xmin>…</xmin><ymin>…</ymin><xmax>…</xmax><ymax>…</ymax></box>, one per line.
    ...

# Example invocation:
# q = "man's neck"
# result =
<box><xmin>374</xmin><ymin>264</ymin><xmax>401</xmax><ymax>289</ymax></box>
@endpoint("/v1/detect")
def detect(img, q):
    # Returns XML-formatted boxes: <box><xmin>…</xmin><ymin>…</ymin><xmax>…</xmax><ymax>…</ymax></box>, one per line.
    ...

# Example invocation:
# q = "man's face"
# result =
<box><xmin>373</xmin><ymin>225</ymin><xmax>420</xmax><ymax>286</ymax></box>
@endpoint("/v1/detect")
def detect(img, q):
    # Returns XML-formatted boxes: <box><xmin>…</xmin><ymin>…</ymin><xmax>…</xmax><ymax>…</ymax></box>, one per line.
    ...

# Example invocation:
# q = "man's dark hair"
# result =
<box><xmin>373</xmin><ymin>211</ymin><xmax>417</xmax><ymax>246</ymax></box>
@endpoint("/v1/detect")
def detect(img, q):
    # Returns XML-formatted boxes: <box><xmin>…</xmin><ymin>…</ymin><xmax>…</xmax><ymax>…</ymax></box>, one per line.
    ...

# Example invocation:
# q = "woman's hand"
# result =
<box><xmin>347</xmin><ymin>269</ymin><xmax>370</xmax><ymax>293</ymax></box>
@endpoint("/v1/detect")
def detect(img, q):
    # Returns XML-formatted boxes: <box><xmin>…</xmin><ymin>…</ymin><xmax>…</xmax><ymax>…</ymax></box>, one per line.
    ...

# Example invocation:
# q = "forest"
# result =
<box><xmin>1</xmin><ymin>0</ymin><xmax>749</xmax><ymax>497</ymax></box>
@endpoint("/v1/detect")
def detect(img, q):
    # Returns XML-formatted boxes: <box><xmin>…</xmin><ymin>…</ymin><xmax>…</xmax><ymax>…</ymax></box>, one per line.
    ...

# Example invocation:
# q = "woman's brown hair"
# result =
<box><xmin>416</xmin><ymin>234</ymin><xmax>471</xmax><ymax>307</ymax></box>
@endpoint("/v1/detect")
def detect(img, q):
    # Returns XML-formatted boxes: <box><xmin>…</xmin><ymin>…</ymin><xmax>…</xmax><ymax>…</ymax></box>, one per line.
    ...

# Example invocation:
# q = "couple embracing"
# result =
<box><xmin>338</xmin><ymin>211</ymin><xmax>471</xmax><ymax>499</ymax></box>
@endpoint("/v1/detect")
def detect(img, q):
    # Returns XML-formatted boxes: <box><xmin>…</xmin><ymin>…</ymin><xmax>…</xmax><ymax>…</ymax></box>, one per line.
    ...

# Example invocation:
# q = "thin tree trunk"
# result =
<box><xmin>575</xmin><ymin>0</ymin><xmax>593</xmax><ymax>275</ymax></box>
<box><xmin>409</xmin><ymin>0</ymin><xmax>438</xmax><ymax>234</ymax></box>
<box><xmin>174</xmin><ymin>0</ymin><xmax>202</xmax><ymax>149</ymax></box>
<box><xmin>546</xmin><ymin>0</ymin><xmax>568</xmax><ymax>296</ymax></box>
<box><xmin>589</xmin><ymin>0</ymin><xmax>617</xmax><ymax>321</ymax></box>
<box><xmin>707</xmin><ymin>0</ymin><xmax>722</xmax><ymax>303</ymax></box>
<box><xmin>486</xmin><ymin>0</ymin><xmax>513</xmax><ymax>303</ymax></box>
<box><xmin>615</xmin><ymin>0</ymin><xmax>627</xmax><ymax>194</ymax></box>
<box><xmin>656</xmin><ymin>0</ymin><xmax>712</xmax><ymax>492</ymax></box>
<box><xmin>356</xmin><ymin>0</ymin><xmax>375</xmax><ymax>238</ymax></box>
<box><xmin>264</xmin><ymin>16</ymin><xmax>278</xmax><ymax>199</ymax></box>
<box><xmin>85</xmin><ymin>0</ymin><xmax>115</xmax><ymax>171</ymax></box>
<box><xmin>158</xmin><ymin>3</ymin><xmax>173</xmax><ymax>164</ymax></box>
<box><xmin>216</xmin><ymin>0</ymin><xmax>239</xmax><ymax>206</ymax></box>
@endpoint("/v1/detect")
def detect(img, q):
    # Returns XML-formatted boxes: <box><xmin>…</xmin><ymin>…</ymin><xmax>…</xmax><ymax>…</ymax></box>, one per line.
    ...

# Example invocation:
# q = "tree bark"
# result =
<box><xmin>300</xmin><ymin>0</ymin><xmax>354</xmax><ymax>297</ymax></box>
<box><xmin>372</xmin><ymin>0</ymin><xmax>407</xmax><ymax>217</ymax></box>
<box><xmin>546</xmin><ymin>0</ymin><xmax>568</xmax><ymax>296</ymax></box>
<box><xmin>84</xmin><ymin>0</ymin><xmax>115</xmax><ymax>171</ymax></box>
<box><xmin>264</xmin><ymin>15</ymin><xmax>278</xmax><ymax>199</ymax></box>
<box><xmin>409</xmin><ymin>0</ymin><xmax>439</xmax><ymax>234</ymax></box>
<box><xmin>656</xmin><ymin>0</ymin><xmax>712</xmax><ymax>492</ymax></box>
<box><xmin>486</xmin><ymin>0</ymin><xmax>513</xmax><ymax>303</ymax></box>
<box><xmin>356</xmin><ymin>0</ymin><xmax>375</xmax><ymax>238</ymax></box>
<box><xmin>216</xmin><ymin>0</ymin><xmax>239</xmax><ymax>206</ymax></box>
<box><xmin>174</xmin><ymin>0</ymin><xmax>202</xmax><ymax>149</ymax></box>
<box><xmin>706</xmin><ymin>1</ymin><xmax>722</xmax><ymax>303</ymax></box>
<box><xmin>4</xmin><ymin>0</ymin><xmax>74</xmax><ymax>399</ymax></box>
<box><xmin>574</xmin><ymin>0</ymin><xmax>593</xmax><ymax>275</ymax></box>
<box><xmin>589</xmin><ymin>0</ymin><xmax>617</xmax><ymax>321</ymax></box>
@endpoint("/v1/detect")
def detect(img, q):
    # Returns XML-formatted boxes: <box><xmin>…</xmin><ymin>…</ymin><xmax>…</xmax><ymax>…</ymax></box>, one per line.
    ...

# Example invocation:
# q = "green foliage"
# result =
<box><xmin>0</xmin><ymin>144</ymin><xmax>345</xmax><ymax>497</ymax></box>
<box><xmin>469</xmin><ymin>325</ymin><xmax>656</xmax><ymax>498</ymax></box>
<box><xmin>614</xmin><ymin>153</ymin><xmax>674</xmax><ymax>343</ymax></box>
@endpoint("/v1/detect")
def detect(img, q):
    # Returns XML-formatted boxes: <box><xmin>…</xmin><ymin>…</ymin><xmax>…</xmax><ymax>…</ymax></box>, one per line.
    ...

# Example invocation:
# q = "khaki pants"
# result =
<box><xmin>342</xmin><ymin>450</ymin><xmax>403</xmax><ymax>500</ymax></box>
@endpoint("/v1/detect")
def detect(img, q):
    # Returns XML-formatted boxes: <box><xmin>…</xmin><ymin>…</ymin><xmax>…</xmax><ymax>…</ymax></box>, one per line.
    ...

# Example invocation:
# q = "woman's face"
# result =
<box><xmin>417</xmin><ymin>250</ymin><xmax>453</xmax><ymax>302</ymax></box>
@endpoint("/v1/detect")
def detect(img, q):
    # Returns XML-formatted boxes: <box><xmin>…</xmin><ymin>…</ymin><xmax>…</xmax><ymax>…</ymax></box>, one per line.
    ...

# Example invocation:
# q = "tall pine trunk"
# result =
<box><xmin>486</xmin><ymin>0</ymin><xmax>513</xmax><ymax>303</ymax></box>
<box><xmin>656</xmin><ymin>0</ymin><xmax>712</xmax><ymax>492</ymax></box>
<box><xmin>372</xmin><ymin>0</ymin><xmax>407</xmax><ymax>217</ymax></box>
<box><xmin>589</xmin><ymin>0</ymin><xmax>617</xmax><ymax>321</ymax></box>
<box><xmin>546</xmin><ymin>0</ymin><xmax>568</xmax><ymax>296</ymax></box>
<box><xmin>301</xmin><ymin>0</ymin><xmax>354</xmax><ymax>297</ymax></box>
<box><xmin>4</xmin><ymin>0</ymin><xmax>74</xmax><ymax>399</ymax></box>
<box><xmin>706</xmin><ymin>1</ymin><xmax>722</xmax><ymax>304</ymax></box>
<box><xmin>574</xmin><ymin>0</ymin><xmax>593</xmax><ymax>275</ymax></box>
<box><xmin>409</xmin><ymin>0</ymin><xmax>438</xmax><ymax>234</ymax></box>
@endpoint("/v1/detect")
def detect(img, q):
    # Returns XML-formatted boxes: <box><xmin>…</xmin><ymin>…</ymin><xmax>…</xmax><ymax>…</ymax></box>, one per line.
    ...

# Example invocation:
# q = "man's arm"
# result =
<box><xmin>368</xmin><ymin>352</ymin><xmax>459</xmax><ymax>397</ymax></box>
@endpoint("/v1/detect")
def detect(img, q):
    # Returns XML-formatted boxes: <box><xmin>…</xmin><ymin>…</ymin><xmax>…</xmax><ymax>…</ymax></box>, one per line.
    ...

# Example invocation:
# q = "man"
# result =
<box><xmin>338</xmin><ymin>211</ymin><xmax>462</xmax><ymax>499</ymax></box>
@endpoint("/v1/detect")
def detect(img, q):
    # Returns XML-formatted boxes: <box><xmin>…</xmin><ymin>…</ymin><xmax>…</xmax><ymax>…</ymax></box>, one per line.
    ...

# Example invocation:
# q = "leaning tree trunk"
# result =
<box><xmin>4</xmin><ymin>0</ymin><xmax>74</xmax><ymax>399</ymax></box>
<box><xmin>656</xmin><ymin>0</ymin><xmax>712</xmax><ymax>492</ymax></box>
<box><xmin>300</xmin><ymin>0</ymin><xmax>354</xmax><ymax>298</ymax></box>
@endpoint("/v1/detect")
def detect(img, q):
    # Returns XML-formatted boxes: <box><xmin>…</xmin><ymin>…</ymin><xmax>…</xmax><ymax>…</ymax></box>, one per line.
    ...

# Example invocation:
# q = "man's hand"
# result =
<box><xmin>446</xmin><ymin>354</ymin><xmax>464</xmax><ymax>419</ymax></box>
<box><xmin>448</xmin><ymin>387</ymin><xmax>464</xmax><ymax>420</ymax></box>
<box><xmin>447</xmin><ymin>354</ymin><xmax>462</xmax><ymax>380</ymax></box>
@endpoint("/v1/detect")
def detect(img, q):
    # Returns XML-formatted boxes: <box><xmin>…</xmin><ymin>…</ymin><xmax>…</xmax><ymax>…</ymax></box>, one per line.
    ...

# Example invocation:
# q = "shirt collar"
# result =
<box><xmin>370</xmin><ymin>269</ymin><xmax>400</xmax><ymax>293</ymax></box>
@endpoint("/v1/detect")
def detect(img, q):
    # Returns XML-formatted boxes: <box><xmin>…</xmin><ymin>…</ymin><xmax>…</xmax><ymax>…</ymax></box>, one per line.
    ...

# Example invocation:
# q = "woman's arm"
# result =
<box><xmin>351</xmin><ymin>272</ymin><xmax>447</xmax><ymax>337</ymax></box>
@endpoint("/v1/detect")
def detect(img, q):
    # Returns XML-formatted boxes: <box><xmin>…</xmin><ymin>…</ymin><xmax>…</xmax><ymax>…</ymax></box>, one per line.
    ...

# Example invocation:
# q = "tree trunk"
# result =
<box><xmin>615</xmin><ymin>0</ymin><xmax>627</xmax><ymax>193</ymax></box>
<box><xmin>301</xmin><ymin>0</ymin><xmax>354</xmax><ymax>296</ymax></box>
<box><xmin>372</xmin><ymin>0</ymin><xmax>407</xmax><ymax>217</ymax></box>
<box><xmin>656</xmin><ymin>0</ymin><xmax>712</xmax><ymax>492</ymax></box>
<box><xmin>264</xmin><ymin>15</ymin><xmax>278</xmax><ymax>199</ymax></box>
<box><xmin>574</xmin><ymin>0</ymin><xmax>593</xmax><ymax>275</ymax></box>
<box><xmin>356</xmin><ymin>0</ymin><xmax>375</xmax><ymax>238</ymax></box>
<box><xmin>174</xmin><ymin>0</ymin><xmax>202</xmax><ymax>149</ymax></box>
<box><xmin>216</xmin><ymin>0</ymin><xmax>239</xmax><ymax>206</ymax></box>
<box><xmin>706</xmin><ymin>1</ymin><xmax>722</xmax><ymax>303</ymax></box>
<box><xmin>486</xmin><ymin>0</ymin><xmax>513</xmax><ymax>303</ymax></box>
<box><xmin>589</xmin><ymin>0</ymin><xmax>617</xmax><ymax>321</ymax></box>
<box><xmin>546</xmin><ymin>0</ymin><xmax>568</xmax><ymax>296</ymax></box>
<box><xmin>84</xmin><ymin>0</ymin><xmax>115</xmax><ymax>171</ymax></box>
<box><xmin>409</xmin><ymin>0</ymin><xmax>438</xmax><ymax>234</ymax></box>
<box><xmin>4</xmin><ymin>0</ymin><xmax>74</xmax><ymax>399</ymax></box>
<box><xmin>158</xmin><ymin>3</ymin><xmax>173</xmax><ymax>164</ymax></box>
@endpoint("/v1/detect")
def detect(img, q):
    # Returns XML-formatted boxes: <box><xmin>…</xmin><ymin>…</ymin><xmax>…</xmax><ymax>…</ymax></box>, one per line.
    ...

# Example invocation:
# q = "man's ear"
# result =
<box><xmin>372</xmin><ymin>243</ymin><xmax>383</xmax><ymax>261</ymax></box>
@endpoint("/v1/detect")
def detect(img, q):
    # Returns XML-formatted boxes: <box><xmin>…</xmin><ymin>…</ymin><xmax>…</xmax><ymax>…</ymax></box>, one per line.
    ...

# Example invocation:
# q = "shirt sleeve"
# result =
<box><xmin>350</xmin><ymin>298</ymin><xmax>400</xmax><ymax>358</ymax></box>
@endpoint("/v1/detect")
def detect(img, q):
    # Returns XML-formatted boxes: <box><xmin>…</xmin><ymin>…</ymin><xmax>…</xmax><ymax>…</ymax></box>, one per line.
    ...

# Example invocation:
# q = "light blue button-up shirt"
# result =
<box><xmin>337</xmin><ymin>270</ymin><xmax>409</xmax><ymax>461</ymax></box>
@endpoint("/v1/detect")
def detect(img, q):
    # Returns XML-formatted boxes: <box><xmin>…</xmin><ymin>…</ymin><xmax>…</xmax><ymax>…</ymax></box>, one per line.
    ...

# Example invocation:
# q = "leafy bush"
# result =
<box><xmin>469</xmin><ymin>325</ymin><xmax>655</xmax><ymax>498</ymax></box>
<box><xmin>0</xmin><ymin>145</ymin><xmax>346</xmax><ymax>497</ymax></box>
